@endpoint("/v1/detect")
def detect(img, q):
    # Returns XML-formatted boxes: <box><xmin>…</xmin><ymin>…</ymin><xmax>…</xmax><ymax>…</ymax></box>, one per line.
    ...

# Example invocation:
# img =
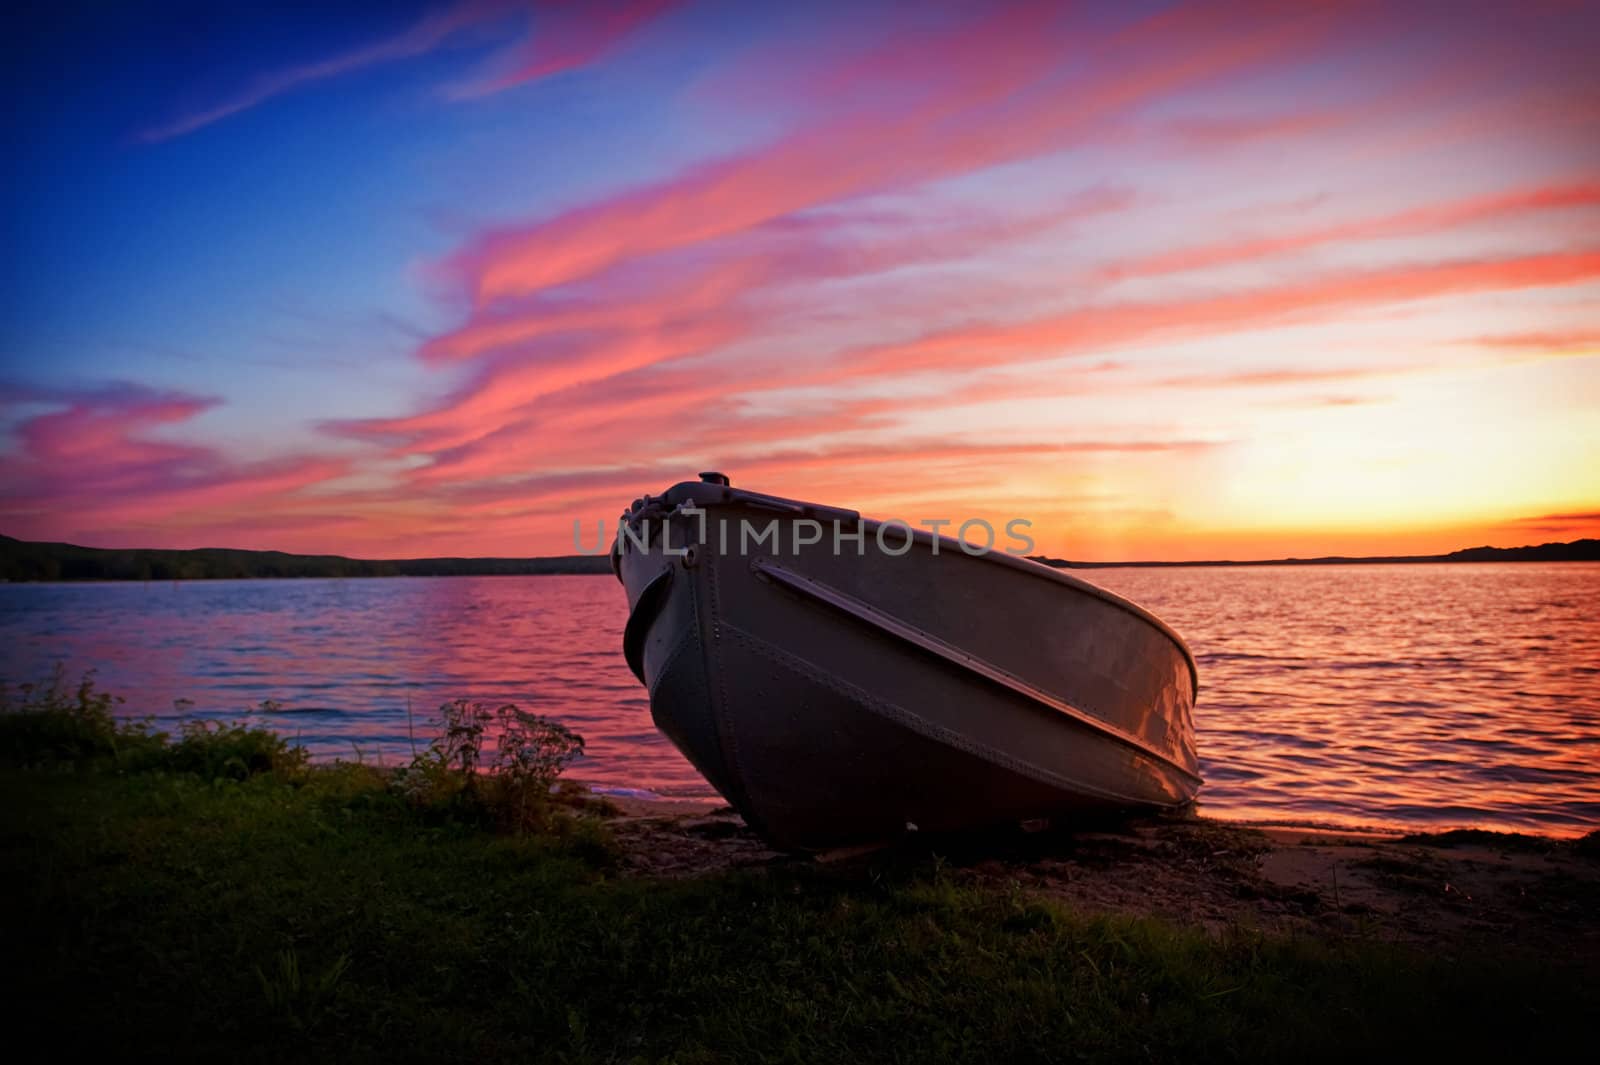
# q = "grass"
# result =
<box><xmin>1</xmin><ymin>675</ymin><xmax>1596</xmax><ymax>1062</ymax></box>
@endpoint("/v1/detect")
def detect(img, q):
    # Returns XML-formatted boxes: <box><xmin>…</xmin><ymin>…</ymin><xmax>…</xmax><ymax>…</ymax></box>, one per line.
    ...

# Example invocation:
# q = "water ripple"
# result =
<box><xmin>2</xmin><ymin>563</ymin><xmax>1598</xmax><ymax>838</ymax></box>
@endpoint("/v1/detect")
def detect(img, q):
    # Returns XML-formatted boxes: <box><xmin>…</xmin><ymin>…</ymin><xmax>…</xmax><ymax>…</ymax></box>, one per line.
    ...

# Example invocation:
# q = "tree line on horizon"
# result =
<box><xmin>0</xmin><ymin>535</ymin><xmax>612</xmax><ymax>582</ymax></box>
<box><xmin>0</xmin><ymin>533</ymin><xmax>1594</xmax><ymax>582</ymax></box>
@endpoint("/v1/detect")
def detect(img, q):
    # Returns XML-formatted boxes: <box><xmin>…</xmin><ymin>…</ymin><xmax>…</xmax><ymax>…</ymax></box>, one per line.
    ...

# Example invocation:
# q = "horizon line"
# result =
<box><xmin>3</xmin><ymin>531</ymin><xmax>1597</xmax><ymax>574</ymax></box>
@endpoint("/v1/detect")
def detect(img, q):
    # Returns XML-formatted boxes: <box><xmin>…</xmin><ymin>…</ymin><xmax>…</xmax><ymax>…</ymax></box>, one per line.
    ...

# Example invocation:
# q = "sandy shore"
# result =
<box><xmin>600</xmin><ymin>795</ymin><xmax>1599</xmax><ymax>954</ymax></box>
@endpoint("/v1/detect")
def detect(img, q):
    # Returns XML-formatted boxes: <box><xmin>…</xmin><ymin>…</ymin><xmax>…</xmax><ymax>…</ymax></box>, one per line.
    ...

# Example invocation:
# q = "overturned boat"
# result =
<box><xmin>612</xmin><ymin>473</ymin><xmax>1200</xmax><ymax>851</ymax></box>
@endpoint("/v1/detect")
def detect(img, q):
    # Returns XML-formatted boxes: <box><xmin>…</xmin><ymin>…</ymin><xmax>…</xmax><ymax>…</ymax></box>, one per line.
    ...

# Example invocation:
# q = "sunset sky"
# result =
<box><xmin>3</xmin><ymin>0</ymin><xmax>1598</xmax><ymax>561</ymax></box>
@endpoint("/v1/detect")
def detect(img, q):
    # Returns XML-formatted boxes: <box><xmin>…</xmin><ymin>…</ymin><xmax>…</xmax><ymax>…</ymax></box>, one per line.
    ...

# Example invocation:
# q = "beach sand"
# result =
<box><xmin>601</xmin><ymin>796</ymin><xmax>1600</xmax><ymax>955</ymax></box>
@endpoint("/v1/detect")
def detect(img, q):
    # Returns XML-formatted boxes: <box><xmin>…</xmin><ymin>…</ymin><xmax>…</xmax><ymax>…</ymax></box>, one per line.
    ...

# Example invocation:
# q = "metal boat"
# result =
<box><xmin>612</xmin><ymin>473</ymin><xmax>1201</xmax><ymax>851</ymax></box>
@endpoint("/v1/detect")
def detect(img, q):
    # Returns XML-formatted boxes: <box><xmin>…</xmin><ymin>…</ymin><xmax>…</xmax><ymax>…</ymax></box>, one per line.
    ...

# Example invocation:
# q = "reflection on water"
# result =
<box><xmin>2</xmin><ymin>564</ymin><xmax>1596</xmax><ymax>836</ymax></box>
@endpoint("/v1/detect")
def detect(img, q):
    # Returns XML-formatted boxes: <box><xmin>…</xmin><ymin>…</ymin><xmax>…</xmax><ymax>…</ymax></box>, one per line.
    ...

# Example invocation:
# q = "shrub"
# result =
<box><xmin>392</xmin><ymin>699</ymin><xmax>586</xmax><ymax>832</ymax></box>
<box><xmin>166</xmin><ymin>718</ymin><xmax>310</xmax><ymax>780</ymax></box>
<box><xmin>0</xmin><ymin>665</ymin><xmax>163</xmax><ymax>766</ymax></box>
<box><xmin>0</xmin><ymin>666</ymin><xmax>302</xmax><ymax>780</ymax></box>
<box><xmin>488</xmin><ymin>705</ymin><xmax>585</xmax><ymax>832</ymax></box>
<box><xmin>2</xmin><ymin>669</ymin><xmax>600</xmax><ymax>840</ymax></box>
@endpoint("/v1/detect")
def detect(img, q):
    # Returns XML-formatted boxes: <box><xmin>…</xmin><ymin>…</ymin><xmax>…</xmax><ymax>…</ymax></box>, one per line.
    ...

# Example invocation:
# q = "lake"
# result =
<box><xmin>2</xmin><ymin>564</ymin><xmax>1596</xmax><ymax>837</ymax></box>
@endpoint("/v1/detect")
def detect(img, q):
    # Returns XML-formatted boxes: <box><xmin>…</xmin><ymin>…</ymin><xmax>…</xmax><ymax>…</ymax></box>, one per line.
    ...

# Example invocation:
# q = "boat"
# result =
<box><xmin>611</xmin><ymin>473</ymin><xmax>1201</xmax><ymax>851</ymax></box>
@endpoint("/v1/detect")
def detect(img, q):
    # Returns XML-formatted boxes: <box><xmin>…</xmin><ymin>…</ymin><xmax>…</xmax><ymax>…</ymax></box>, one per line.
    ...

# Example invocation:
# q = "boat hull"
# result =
<box><xmin>615</xmin><ymin>481</ymin><xmax>1200</xmax><ymax>851</ymax></box>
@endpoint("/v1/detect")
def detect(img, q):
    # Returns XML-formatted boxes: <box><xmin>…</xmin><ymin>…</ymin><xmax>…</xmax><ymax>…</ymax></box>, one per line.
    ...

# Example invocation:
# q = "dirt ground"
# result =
<box><xmin>600</xmin><ymin>795</ymin><xmax>1600</xmax><ymax>956</ymax></box>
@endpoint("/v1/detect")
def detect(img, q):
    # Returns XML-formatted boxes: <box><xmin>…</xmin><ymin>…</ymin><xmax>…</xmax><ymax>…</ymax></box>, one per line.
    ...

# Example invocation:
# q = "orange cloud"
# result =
<box><xmin>1470</xmin><ymin>330</ymin><xmax>1600</xmax><ymax>357</ymax></box>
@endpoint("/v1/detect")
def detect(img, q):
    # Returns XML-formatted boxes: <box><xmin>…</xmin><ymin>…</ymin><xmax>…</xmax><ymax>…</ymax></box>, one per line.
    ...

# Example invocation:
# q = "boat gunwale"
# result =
<box><xmin>636</xmin><ymin>480</ymin><xmax>1201</xmax><ymax>694</ymax></box>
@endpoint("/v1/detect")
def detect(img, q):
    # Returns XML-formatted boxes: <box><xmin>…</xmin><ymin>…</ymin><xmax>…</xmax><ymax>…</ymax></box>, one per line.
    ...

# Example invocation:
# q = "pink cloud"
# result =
<box><xmin>346</xmin><ymin>241</ymin><xmax>1600</xmax><ymax>501</ymax></box>
<box><xmin>457</xmin><ymin>1</ymin><xmax>1350</xmax><ymax>306</ymax></box>
<box><xmin>134</xmin><ymin>0</ymin><xmax>672</xmax><ymax>143</ymax></box>
<box><xmin>334</xmin><ymin>188</ymin><xmax>1135</xmax><ymax>475</ymax></box>
<box><xmin>1101</xmin><ymin>181</ymin><xmax>1600</xmax><ymax>281</ymax></box>
<box><xmin>843</xmin><ymin>250</ymin><xmax>1600</xmax><ymax>378</ymax></box>
<box><xmin>446</xmin><ymin>0</ymin><xmax>680</xmax><ymax>98</ymax></box>
<box><xmin>426</xmin><ymin>187</ymin><xmax>1133</xmax><ymax>366</ymax></box>
<box><xmin>0</xmin><ymin>385</ymin><xmax>348</xmax><ymax>545</ymax></box>
<box><xmin>136</xmin><ymin>1</ymin><xmax>519</xmax><ymax>143</ymax></box>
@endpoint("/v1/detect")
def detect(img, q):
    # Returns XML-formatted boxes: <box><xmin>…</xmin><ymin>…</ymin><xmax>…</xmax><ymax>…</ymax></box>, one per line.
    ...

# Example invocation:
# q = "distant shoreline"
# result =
<box><xmin>2</xmin><ymin>532</ymin><xmax>1595</xmax><ymax>582</ymax></box>
<box><xmin>1032</xmin><ymin>538</ymin><xmax>1600</xmax><ymax>569</ymax></box>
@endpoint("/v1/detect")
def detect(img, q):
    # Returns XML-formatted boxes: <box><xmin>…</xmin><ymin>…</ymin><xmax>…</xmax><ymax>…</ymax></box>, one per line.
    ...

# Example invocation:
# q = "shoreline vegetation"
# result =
<box><xmin>3</xmin><ymin>673</ymin><xmax>1597</xmax><ymax>1061</ymax></box>
<box><xmin>3</xmin><ymin>531</ymin><xmax>1597</xmax><ymax>583</ymax></box>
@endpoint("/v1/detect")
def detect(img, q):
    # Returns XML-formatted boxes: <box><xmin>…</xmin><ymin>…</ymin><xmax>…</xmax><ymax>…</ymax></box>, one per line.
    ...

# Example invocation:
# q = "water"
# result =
<box><xmin>2</xmin><ymin>564</ymin><xmax>1596</xmax><ymax>837</ymax></box>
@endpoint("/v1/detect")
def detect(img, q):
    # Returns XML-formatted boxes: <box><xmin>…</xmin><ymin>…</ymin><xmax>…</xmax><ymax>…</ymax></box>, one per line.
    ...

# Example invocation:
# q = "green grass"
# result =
<box><xmin>2</xmin><ymin>673</ymin><xmax>1593</xmax><ymax>1062</ymax></box>
<box><xmin>2</xmin><ymin>768</ymin><xmax>1593</xmax><ymax>1064</ymax></box>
